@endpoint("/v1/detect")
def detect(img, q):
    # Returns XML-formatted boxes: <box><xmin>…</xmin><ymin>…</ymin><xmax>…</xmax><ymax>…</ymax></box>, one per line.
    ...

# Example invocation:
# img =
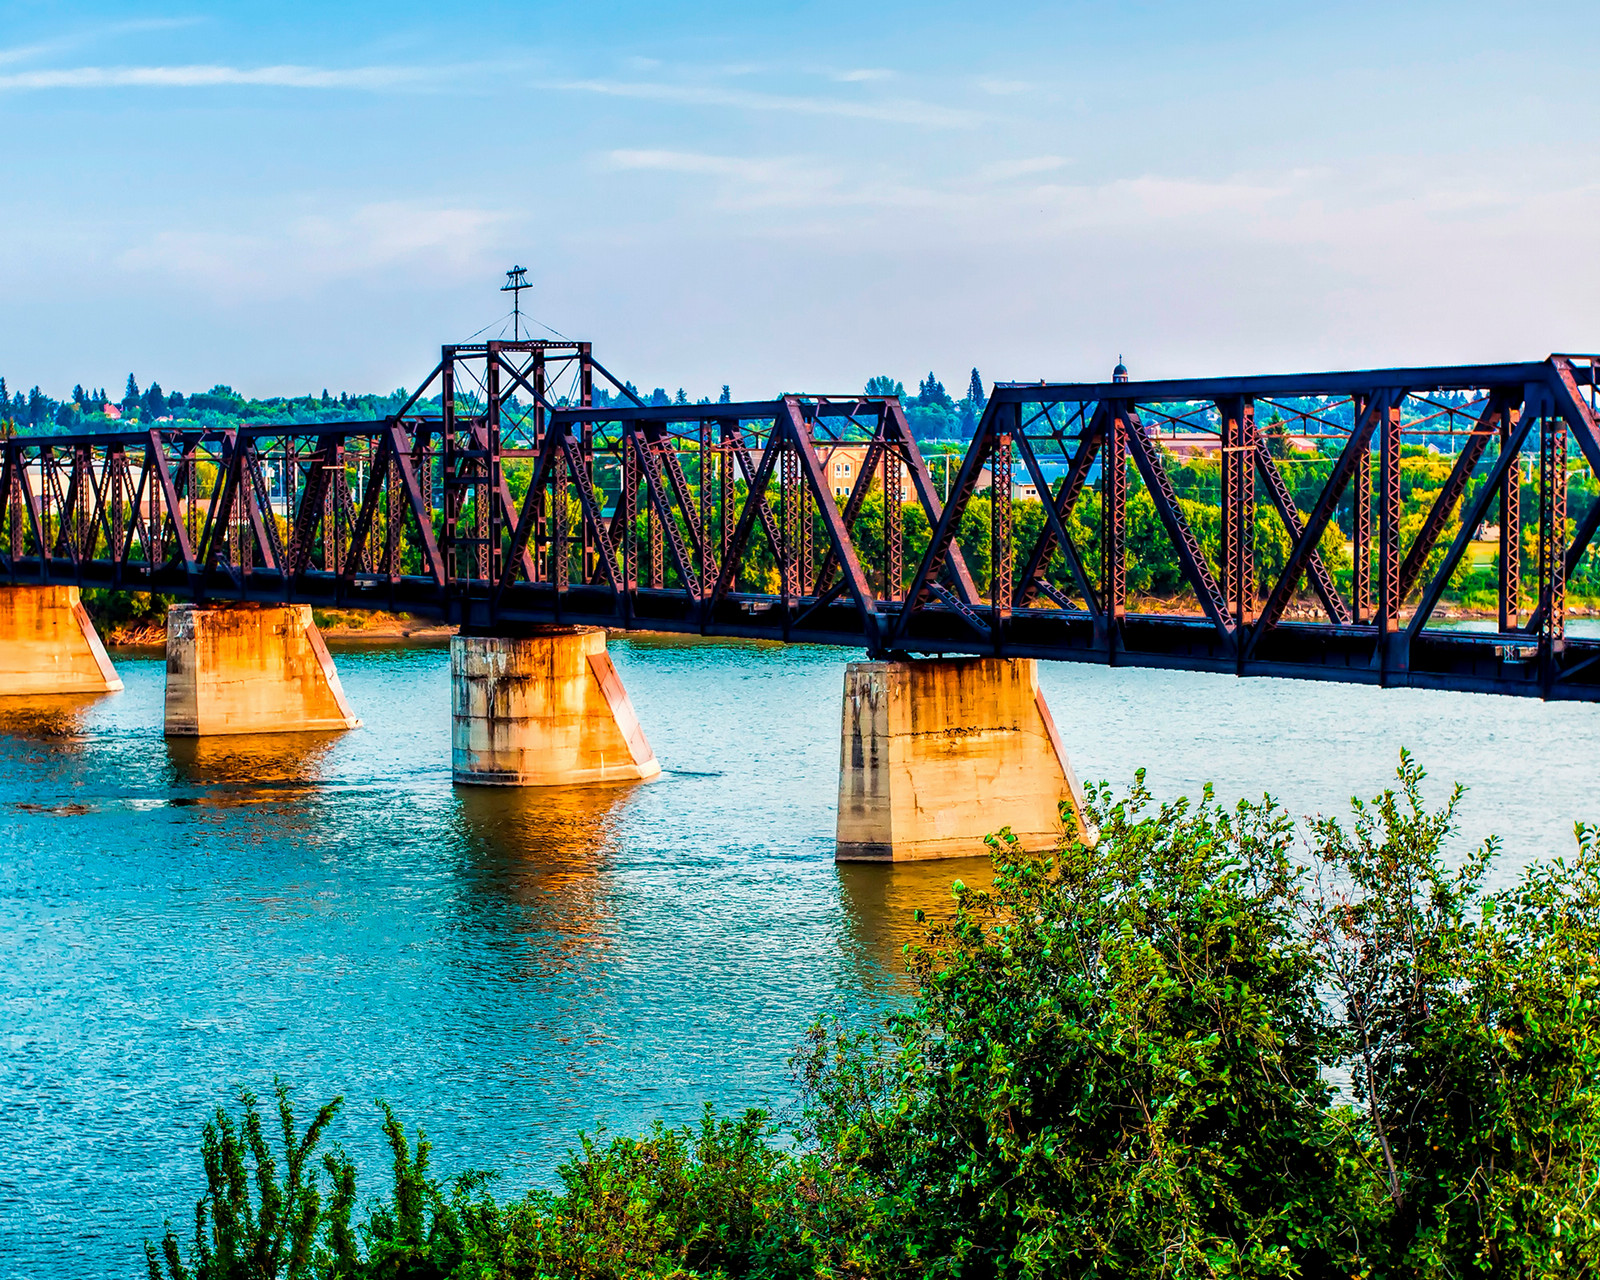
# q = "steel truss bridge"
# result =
<box><xmin>4</xmin><ymin>342</ymin><xmax>1600</xmax><ymax>700</ymax></box>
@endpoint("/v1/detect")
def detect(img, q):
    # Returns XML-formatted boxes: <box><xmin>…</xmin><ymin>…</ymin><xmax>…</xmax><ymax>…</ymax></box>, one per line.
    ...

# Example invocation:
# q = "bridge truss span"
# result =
<box><xmin>3</xmin><ymin>344</ymin><xmax>1600</xmax><ymax>700</ymax></box>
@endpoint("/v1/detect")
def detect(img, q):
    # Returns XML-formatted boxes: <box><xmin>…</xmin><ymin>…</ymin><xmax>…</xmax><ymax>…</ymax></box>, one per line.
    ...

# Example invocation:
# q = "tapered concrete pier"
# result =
<box><xmin>164</xmin><ymin>603</ymin><xmax>360</xmax><ymax>736</ymax></box>
<box><xmin>451</xmin><ymin>626</ymin><xmax>660</xmax><ymax>786</ymax></box>
<box><xmin>836</xmin><ymin>657</ymin><xmax>1087</xmax><ymax>861</ymax></box>
<box><xmin>0</xmin><ymin>585</ymin><xmax>122</xmax><ymax>695</ymax></box>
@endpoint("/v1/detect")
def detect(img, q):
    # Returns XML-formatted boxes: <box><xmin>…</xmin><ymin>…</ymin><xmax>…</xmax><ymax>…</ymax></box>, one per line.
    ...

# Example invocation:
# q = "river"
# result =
<box><xmin>4</xmin><ymin>635</ymin><xmax>1599</xmax><ymax>1277</ymax></box>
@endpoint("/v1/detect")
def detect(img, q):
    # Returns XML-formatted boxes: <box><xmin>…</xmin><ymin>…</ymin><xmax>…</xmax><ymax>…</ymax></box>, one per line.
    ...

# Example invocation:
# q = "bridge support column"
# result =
<box><xmin>164</xmin><ymin>603</ymin><xmax>360</xmax><ymax>736</ymax></box>
<box><xmin>0</xmin><ymin>585</ymin><xmax>122</xmax><ymax>695</ymax></box>
<box><xmin>451</xmin><ymin>626</ymin><xmax>661</xmax><ymax>786</ymax></box>
<box><xmin>836</xmin><ymin>657</ymin><xmax>1087</xmax><ymax>862</ymax></box>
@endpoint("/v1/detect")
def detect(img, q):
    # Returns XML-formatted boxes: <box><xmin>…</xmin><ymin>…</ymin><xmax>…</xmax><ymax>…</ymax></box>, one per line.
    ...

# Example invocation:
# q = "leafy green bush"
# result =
<box><xmin>145</xmin><ymin>756</ymin><xmax>1600</xmax><ymax>1278</ymax></box>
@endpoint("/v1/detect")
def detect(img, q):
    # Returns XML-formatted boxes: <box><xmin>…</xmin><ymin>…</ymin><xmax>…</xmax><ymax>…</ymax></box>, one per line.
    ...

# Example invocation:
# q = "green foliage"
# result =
<box><xmin>147</xmin><ymin>1079</ymin><xmax>340</xmax><ymax>1280</ymax></box>
<box><xmin>1308</xmin><ymin>751</ymin><xmax>1600</xmax><ymax>1275</ymax></box>
<box><xmin>146</xmin><ymin>757</ymin><xmax>1600</xmax><ymax>1278</ymax></box>
<box><xmin>801</xmin><ymin>781</ymin><xmax>1354</xmax><ymax>1278</ymax></box>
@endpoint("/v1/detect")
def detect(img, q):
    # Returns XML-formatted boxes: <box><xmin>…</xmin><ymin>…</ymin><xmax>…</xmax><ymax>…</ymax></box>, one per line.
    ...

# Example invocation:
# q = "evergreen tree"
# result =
<box><xmin>967</xmin><ymin>368</ymin><xmax>984</xmax><ymax>411</ymax></box>
<box><xmin>674</xmin><ymin>387</ymin><xmax>689</xmax><ymax>406</ymax></box>
<box><xmin>72</xmin><ymin>384</ymin><xmax>86</xmax><ymax>406</ymax></box>
<box><xmin>27</xmin><ymin>387</ymin><xmax>47</xmax><ymax>424</ymax></box>
<box><xmin>719</xmin><ymin>385</ymin><xmax>731</xmax><ymax>404</ymax></box>
<box><xmin>650</xmin><ymin>387</ymin><xmax>670</xmax><ymax>406</ymax></box>
<box><xmin>865</xmin><ymin>375</ymin><xmax>906</xmax><ymax>398</ymax></box>
<box><xmin>0</xmin><ymin>378</ymin><xmax>7</xmax><ymax>409</ymax></box>
<box><xmin>916</xmin><ymin>372</ymin><xmax>951</xmax><ymax>410</ymax></box>
<box><xmin>144</xmin><ymin>382</ymin><xmax>166</xmax><ymax>418</ymax></box>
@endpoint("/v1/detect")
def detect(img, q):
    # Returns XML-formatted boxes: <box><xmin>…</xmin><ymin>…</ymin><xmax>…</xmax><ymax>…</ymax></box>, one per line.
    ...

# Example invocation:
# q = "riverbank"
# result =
<box><xmin>102</xmin><ymin>609</ymin><xmax>456</xmax><ymax>647</ymax></box>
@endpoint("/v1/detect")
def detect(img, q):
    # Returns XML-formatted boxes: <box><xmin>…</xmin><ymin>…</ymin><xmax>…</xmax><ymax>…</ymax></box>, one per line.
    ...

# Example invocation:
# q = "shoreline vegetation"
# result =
<box><xmin>145</xmin><ymin>754</ymin><xmax>1600</xmax><ymax>1279</ymax></box>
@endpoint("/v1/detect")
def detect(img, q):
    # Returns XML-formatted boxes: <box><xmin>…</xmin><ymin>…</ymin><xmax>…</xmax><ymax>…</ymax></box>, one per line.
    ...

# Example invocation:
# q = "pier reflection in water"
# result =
<box><xmin>449</xmin><ymin>784</ymin><xmax>641</xmax><ymax>984</ymax></box>
<box><xmin>835</xmin><ymin>856</ymin><xmax>992</xmax><ymax>995</ymax></box>
<box><xmin>9</xmin><ymin>636</ymin><xmax>1600</xmax><ymax>1279</ymax></box>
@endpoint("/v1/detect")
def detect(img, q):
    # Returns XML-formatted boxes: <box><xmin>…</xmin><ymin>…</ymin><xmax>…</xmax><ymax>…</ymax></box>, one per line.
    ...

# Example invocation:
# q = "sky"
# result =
<box><xmin>1</xmin><ymin>0</ymin><xmax>1596</xmax><ymax>402</ymax></box>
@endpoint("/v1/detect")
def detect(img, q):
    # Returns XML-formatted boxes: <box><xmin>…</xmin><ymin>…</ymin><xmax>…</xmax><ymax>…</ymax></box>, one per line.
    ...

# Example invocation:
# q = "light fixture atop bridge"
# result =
<box><xmin>501</xmin><ymin>265</ymin><xmax>530</xmax><ymax>341</ymax></box>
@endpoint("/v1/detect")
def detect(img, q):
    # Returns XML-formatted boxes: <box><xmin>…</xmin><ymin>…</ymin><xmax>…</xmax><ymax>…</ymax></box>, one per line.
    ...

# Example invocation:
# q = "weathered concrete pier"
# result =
<box><xmin>450</xmin><ymin>626</ymin><xmax>660</xmax><ymax>786</ymax></box>
<box><xmin>163</xmin><ymin>603</ymin><xmax>360</xmax><ymax>736</ymax></box>
<box><xmin>0</xmin><ymin>585</ymin><xmax>122</xmax><ymax>695</ymax></box>
<box><xmin>836</xmin><ymin>657</ymin><xmax>1087</xmax><ymax>861</ymax></box>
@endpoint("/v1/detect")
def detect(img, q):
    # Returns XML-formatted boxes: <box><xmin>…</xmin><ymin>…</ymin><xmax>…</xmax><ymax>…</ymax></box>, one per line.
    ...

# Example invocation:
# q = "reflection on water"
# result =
<box><xmin>835</xmin><ymin>856</ymin><xmax>993</xmax><ymax>993</ymax></box>
<box><xmin>451</xmin><ymin>783</ymin><xmax>645</xmax><ymax>981</ymax></box>
<box><xmin>164</xmin><ymin>731</ymin><xmax>343</xmax><ymax>802</ymax></box>
<box><xmin>0</xmin><ymin>691</ymin><xmax>115</xmax><ymax>742</ymax></box>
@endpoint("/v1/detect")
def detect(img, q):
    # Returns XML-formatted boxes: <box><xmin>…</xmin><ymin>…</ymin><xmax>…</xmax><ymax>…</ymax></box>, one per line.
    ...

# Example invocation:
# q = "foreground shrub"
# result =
<box><xmin>146</xmin><ymin>756</ymin><xmax>1600</xmax><ymax>1279</ymax></box>
<box><xmin>801</xmin><ymin>776</ymin><xmax>1357</xmax><ymax>1278</ymax></box>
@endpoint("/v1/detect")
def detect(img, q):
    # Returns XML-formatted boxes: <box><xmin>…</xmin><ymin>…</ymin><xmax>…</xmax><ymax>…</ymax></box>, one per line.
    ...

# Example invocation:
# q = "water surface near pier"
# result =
<box><xmin>4</xmin><ymin>636</ymin><xmax>1599</xmax><ymax>1277</ymax></box>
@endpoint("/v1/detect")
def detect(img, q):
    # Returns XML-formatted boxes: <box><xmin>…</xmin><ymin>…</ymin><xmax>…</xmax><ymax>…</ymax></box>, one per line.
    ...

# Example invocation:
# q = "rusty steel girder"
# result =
<box><xmin>4</xmin><ymin>349</ymin><xmax>1600</xmax><ymax>700</ymax></box>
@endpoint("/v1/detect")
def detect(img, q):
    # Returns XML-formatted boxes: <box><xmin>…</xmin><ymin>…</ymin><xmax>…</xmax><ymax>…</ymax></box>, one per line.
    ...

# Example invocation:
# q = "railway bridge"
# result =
<box><xmin>3</xmin><ymin>341</ymin><xmax>1597</xmax><ymax>859</ymax></box>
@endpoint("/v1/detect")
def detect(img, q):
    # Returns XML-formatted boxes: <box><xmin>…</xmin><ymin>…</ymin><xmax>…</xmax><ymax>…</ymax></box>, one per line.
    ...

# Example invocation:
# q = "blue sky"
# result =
<box><xmin>1</xmin><ymin>1</ymin><xmax>1596</xmax><ymax>401</ymax></box>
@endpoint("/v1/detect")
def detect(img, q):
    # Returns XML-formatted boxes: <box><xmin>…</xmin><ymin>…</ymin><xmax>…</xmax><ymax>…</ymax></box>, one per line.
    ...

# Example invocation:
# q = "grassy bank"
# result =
<box><xmin>144</xmin><ymin>755</ymin><xmax>1600</xmax><ymax>1279</ymax></box>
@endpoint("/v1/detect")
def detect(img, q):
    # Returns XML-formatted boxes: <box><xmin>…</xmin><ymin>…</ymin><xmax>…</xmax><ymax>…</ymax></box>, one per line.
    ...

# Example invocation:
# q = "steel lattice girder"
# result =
<box><xmin>4</xmin><ymin>351</ymin><xmax>1600</xmax><ymax>700</ymax></box>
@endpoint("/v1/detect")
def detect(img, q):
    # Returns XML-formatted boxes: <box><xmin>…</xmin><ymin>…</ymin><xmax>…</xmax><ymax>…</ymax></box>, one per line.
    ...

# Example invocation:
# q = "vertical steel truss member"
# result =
<box><xmin>1539</xmin><ymin>412</ymin><xmax>1567</xmax><ymax>655</ymax></box>
<box><xmin>1102</xmin><ymin>404</ymin><xmax>1127</xmax><ymax>627</ymax></box>
<box><xmin>1500</xmin><ymin>410</ymin><xmax>1522</xmax><ymax>631</ymax></box>
<box><xmin>699</xmin><ymin>422</ymin><xmax>715</xmax><ymax>596</ymax></box>
<box><xmin>1218</xmin><ymin>396</ymin><xmax>1254</xmax><ymax>625</ymax></box>
<box><xmin>883</xmin><ymin>441</ymin><xmax>903</xmax><ymax>602</ymax></box>
<box><xmin>780</xmin><ymin>444</ymin><xmax>800</xmax><ymax>601</ymax></box>
<box><xmin>6</xmin><ymin>355</ymin><xmax>1600</xmax><ymax>702</ymax></box>
<box><xmin>1353</xmin><ymin>407</ymin><xmax>1373</xmax><ymax>622</ymax></box>
<box><xmin>991</xmin><ymin>423</ymin><xmax>1013</xmax><ymax>625</ymax></box>
<box><xmin>622</xmin><ymin>429</ymin><xmax>639</xmax><ymax>606</ymax></box>
<box><xmin>1377</xmin><ymin>394</ymin><xmax>1403</xmax><ymax>668</ymax></box>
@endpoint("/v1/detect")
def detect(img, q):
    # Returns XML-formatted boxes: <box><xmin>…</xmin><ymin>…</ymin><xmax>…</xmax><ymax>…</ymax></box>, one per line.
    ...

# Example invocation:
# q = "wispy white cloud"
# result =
<box><xmin>0</xmin><ymin>18</ymin><xmax>206</xmax><ymax>68</ymax></box>
<box><xmin>117</xmin><ymin>201</ymin><xmax>508</xmax><ymax>297</ymax></box>
<box><xmin>0</xmin><ymin>62</ymin><xmax>447</xmax><ymax>92</ymax></box>
<box><xmin>978</xmin><ymin>155</ymin><xmax>1069</xmax><ymax>181</ymax></box>
<box><xmin>604</xmin><ymin>148</ymin><xmax>840</xmax><ymax>210</ymax></box>
<box><xmin>554</xmin><ymin>78</ymin><xmax>981</xmax><ymax>128</ymax></box>
<box><xmin>832</xmin><ymin>68</ymin><xmax>894</xmax><ymax>83</ymax></box>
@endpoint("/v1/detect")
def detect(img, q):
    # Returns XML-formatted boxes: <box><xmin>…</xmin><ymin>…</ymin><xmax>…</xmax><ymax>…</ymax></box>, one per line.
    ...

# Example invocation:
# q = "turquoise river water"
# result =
<box><xmin>4</xmin><ymin>635</ymin><xmax>1600</xmax><ymax>1276</ymax></box>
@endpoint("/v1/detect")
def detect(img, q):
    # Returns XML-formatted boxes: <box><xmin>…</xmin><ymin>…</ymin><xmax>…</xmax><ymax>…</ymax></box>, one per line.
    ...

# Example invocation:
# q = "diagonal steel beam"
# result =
<box><xmin>1247</xmin><ymin>391</ymin><xmax>1395</xmax><ymax>657</ymax></box>
<box><xmin>710</xmin><ymin>425</ymin><xmax>784</xmax><ymax>611</ymax></box>
<box><xmin>1395</xmin><ymin>394</ymin><xmax>1504</xmax><ymax>603</ymax></box>
<box><xmin>1252</xmin><ymin>431</ymin><xmax>1351</xmax><ymax>624</ymax></box>
<box><xmin>1123</xmin><ymin>408</ymin><xmax>1234</xmax><ymax>640</ymax></box>
<box><xmin>1405</xmin><ymin>391</ymin><xmax>1534</xmax><ymax>642</ymax></box>
<box><xmin>780</xmin><ymin>398</ymin><xmax>881</xmax><ymax>647</ymax></box>
<box><xmin>1014</xmin><ymin>411</ymin><xmax>1104</xmax><ymax>615</ymax></box>
<box><xmin>889</xmin><ymin>398</ymin><xmax>1002</xmax><ymax>645</ymax></box>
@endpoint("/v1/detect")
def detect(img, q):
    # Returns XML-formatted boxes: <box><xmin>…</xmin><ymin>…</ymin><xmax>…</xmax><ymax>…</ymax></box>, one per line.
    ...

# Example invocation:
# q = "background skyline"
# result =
<box><xmin>2</xmin><ymin>0</ymin><xmax>1596</xmax><ymax>402</ymax></box>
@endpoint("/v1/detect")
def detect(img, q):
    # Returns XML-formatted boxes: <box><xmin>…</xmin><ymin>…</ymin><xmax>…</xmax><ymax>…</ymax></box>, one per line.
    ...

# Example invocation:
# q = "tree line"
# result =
<box><xmin>0</xmin><ymin>369</ymin><xmax>992</xmax><ymax>442</ymax></box>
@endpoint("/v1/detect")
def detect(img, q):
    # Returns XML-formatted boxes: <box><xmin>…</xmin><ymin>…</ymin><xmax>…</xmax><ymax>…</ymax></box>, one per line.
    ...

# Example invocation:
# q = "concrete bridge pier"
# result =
<box><xmin>0</xmin><ymin>585</ymin><xmax>123</xmax><ymax>695</ymax></box>
<box><xmin>451</xmin><ymin>626</ymin><xmax>661</xmax><ymax>786</ymax></box>
<box><xmin>836</xmin><ymin>657</ymin><xmax>1088</xmax><ymax>861</ymax></box>
<box><xmin>164</xmin><ymin>603</ymin><xmax>360</xmax><ymax>736</ymax></box>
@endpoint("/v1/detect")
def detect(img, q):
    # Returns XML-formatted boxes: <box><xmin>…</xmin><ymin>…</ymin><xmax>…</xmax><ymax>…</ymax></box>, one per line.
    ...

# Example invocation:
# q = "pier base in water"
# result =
<box><xmin>835</xmin><ymin>657</ymin><xmax>1087</xmax><ymax>862</ymax></box>
<box><xmin>164</xmin><ymin>603</ymin><xmax>360</xmax><ymax>736</ymax></box>
<box><xmin>450</xmin><ymin>627</ymin><xmax>661</xmax><ymax>786</ymax></box>
<box><xmin>0</xmin><ymin>585</ymin><xmax>122</xmax><ymax>695</ymax></box>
